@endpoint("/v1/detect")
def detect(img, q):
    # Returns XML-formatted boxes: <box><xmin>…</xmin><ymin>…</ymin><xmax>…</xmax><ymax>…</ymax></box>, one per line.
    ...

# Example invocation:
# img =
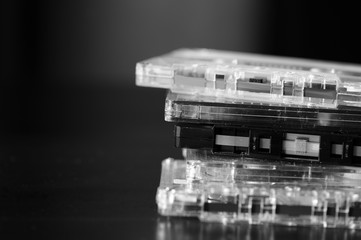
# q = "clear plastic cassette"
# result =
<box><xmin>136</xmin><ymin>48</ymin><xmax>361</xmax><ymax>109</ymax></box>
<box><xmin>156</xmin><ymin>158</ymin><xmax>361</xmax><ymax>229</ymax></box>
<box><xmin>165</xmin><ymin>91</ymin><xmax>361</xmax><ymax>131</ymax></box>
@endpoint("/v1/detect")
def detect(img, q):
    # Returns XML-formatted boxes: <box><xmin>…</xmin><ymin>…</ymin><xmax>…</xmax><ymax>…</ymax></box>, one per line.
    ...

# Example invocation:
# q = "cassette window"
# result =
<box><xmin>236</xmin><ymin>72</ymin><xmax>271</xmax><ymax>94</ymax></box>
<box><xmin>214</xmin><ymin>127</ymin><xmax>249</xmax><ymax>154</ymax></box>
<box><xmin>282</xmin><ymin>133</ymin><xmax>320</xmax><ymax>160</ymax></box>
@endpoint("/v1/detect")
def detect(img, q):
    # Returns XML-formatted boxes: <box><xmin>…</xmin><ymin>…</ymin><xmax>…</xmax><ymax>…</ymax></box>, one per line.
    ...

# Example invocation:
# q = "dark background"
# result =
<box><xmin>1</xmin><ymin>1</ymin><xmax>361</xmax><ymax>239</ymax></box>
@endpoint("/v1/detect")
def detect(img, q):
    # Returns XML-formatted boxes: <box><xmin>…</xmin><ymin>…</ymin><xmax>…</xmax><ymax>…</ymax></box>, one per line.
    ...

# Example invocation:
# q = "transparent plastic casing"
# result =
<box><xmin>165</xmin><ymin>91</ymin><xmax>361</xmax><ymax>131</ymax></box>
<box><xmin>136</xmin><ymin>49</ymin><xmax>361</xmax><ymax>109</ymax></box>
<box><xmin>156</xmin><ymin>157</ymin><xmax>361</xmax><ymax>229</ymax></box>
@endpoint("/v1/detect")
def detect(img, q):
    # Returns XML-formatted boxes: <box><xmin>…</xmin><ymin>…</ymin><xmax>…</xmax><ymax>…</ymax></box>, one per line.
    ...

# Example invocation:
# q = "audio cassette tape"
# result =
<box><xmin>156</xmin><ymin>158</ymin><xmax>361</xmax><ymax>229</ymax></box>
<box><xmin>136</xmin><ymin>49</ymin><xmax>361</xmax><ymax>109</ymax></box>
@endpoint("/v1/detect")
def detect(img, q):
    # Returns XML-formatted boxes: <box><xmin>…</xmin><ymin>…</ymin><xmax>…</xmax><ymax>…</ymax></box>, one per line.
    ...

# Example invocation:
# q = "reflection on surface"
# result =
<box><xmin>156</xmin><ymin>217</ymin><xmax>361</xmax><ymax>240</ymax></box>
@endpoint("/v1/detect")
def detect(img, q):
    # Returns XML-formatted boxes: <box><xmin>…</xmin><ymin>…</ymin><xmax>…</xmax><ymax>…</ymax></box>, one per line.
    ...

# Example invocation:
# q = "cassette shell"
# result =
<box><xmin>156</xmin><ymin>158</ymin><xmax>361</xmax><ymax>229</ymax></box>
<box><xmin>165</xmin><ymin>91</ymin><xmax>361</xmax><ymax>132</ymax></box>
<box><xmin>136</xmin><ymin>48</ymin><xmax>361</xmax><ymax>109</ymax></box>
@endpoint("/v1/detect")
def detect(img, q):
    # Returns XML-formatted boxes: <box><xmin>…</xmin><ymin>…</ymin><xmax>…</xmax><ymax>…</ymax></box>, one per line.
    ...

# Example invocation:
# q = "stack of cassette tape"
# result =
<box><xmin>136</xmin><ymin>49</ymin><xmax>361</xmax><ymax>229</ymax></box>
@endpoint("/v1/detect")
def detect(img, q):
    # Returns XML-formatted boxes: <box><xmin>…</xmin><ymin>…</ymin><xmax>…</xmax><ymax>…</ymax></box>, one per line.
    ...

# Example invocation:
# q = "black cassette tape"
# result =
<box><xmin>175</xmin><ymin>123</ymin><xmax>361</xmax><ymax>166</ymax></box>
